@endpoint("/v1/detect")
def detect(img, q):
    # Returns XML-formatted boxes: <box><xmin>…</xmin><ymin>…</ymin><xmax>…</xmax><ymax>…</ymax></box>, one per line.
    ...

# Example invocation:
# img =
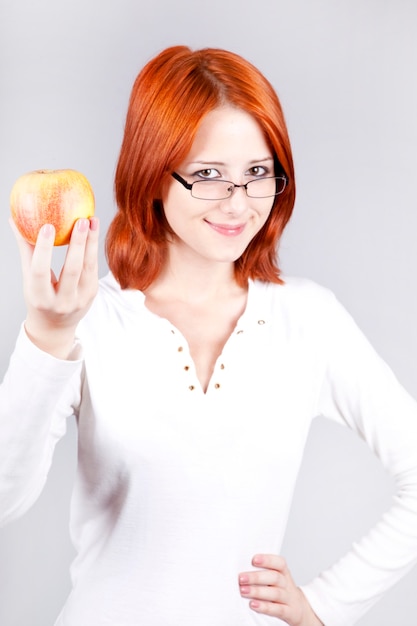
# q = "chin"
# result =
<box><xmin>213</xmin><ymin>247</ymin><xmax>248</xmax><ymax>264</ymax></box>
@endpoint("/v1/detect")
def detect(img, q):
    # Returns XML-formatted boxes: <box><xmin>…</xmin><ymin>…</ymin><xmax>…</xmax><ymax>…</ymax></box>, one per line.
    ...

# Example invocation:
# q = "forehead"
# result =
<box><xmin>185</xmin><ymin>106</ymin><xmax>272</xmax><ymax>164</ymax></box>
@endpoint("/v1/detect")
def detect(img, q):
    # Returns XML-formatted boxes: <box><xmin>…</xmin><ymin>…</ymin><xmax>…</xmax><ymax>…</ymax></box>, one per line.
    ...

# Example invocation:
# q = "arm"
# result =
<box><xmin>301</xmin><ymin>293</ymin><xmax>417</xmax><ymax>625</ymax></box>
<box><xmin>0</xmin><ymin>328</ymin><xmax>83</xmax><ymax>525</ymax></box>
<box><xmin>0</xmin><ymin>217</ymin><xmax>99</xmax><ymax>525</ymax></box>
<box><xmin>238</xmin><ymin>288</ymin><xmax>417</xmax><ymax>625</ymax></box>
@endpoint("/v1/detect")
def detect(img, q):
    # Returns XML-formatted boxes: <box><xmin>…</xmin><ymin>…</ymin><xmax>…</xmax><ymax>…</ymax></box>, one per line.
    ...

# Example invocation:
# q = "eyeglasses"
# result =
<box><xmin>171</xmin><ymin>172</ymin><xmax>288</xmax><ymax>201</ymax></box>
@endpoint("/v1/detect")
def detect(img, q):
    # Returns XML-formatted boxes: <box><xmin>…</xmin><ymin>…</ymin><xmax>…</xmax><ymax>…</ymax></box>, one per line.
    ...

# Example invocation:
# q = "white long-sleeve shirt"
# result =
<box><xmin>1</xmin><ymin>273</ymin><xmax>417</xmax><ymax>626</ymax></box>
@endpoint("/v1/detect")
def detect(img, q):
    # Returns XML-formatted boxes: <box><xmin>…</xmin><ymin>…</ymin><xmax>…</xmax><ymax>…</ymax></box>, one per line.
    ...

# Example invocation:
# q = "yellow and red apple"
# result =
<box><xmin>10</xmin><ymin>169</ymin><xmax>95</xmax><ymax>246</ymax></box>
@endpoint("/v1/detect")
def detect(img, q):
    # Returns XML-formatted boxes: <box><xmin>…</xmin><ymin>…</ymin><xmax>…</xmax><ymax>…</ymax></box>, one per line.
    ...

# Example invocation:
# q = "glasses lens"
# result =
<box><xmin>190</xmin><ymin>177</ymin><xmax>287</xmax><ymax>200</ymax></box>
<box><xmin>191</xmin><ymin>180</ymin><xmax>232</xmax><ymax>200</ymax></box>
<box><xmin>246</xmin><ymin>177</ymin><xmax>286</xmax><ymax>198</ymax></box>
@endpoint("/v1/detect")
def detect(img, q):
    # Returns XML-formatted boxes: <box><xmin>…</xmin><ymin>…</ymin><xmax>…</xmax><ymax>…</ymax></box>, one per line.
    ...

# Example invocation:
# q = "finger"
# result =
<box><xmin>247</xmin><ymin>598</ymin><xmax>292</xmax><ymax>622</ymax></box>
<box><xmin>57</xmin><ymin>218</ymin><xmax>92</xmax><ymax>298</ymax></box>
<box><xmin>78</xmin><ymin>217</ymin><xmax>100</xmax><ymax>292</ymax></box>
<box><xmin>239</xmin><ymin>554</ymin><xmax>289</xmax><ymax>588</ymax></box>
<box><xmin>29</xmin><ymin>224</ymin><xmax>56</xmax><ymax>296</ymax></box>
<box><xmin>252</xmin><ymin>554</ymin><xmax>288</xmax><ymax>572</ymax></box>
<box><xmin>9</xmin><ymin>217</ymin><xmax>35</xmax><ymax>274</ymax></box>
<box><xmin>239</xmin><ymin>568</ymin><xmax>286</xmax><ymax>588</ymax></box>
<box><xmin>240</xmin><ymin>582</ymin><xmax>288</xmax><ymax>604</ymax></box>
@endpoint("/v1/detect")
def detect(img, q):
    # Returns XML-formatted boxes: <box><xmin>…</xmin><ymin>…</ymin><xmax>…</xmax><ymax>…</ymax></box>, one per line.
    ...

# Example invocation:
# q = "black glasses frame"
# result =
<box><xmin>171</xmin><ymin>172</ymin><xmax>288</xmax><ymax>200</ymax></box>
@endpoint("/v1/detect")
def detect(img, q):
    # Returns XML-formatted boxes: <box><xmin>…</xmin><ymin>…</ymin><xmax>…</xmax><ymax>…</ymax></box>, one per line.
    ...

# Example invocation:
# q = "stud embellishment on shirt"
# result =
<box><xmin>214</xmin><ymin>383</ymin><xmax>221</xmax><ymax>389</ymax></box>
<box><xmin>188</xmin><ymin>385</ymin><xmax>195</xmax><ymax>391</ymax></box>
<box><xmin>257</xmin><ymin>319</ymin><xmax>266</xmax><ymax>325</ymax></box>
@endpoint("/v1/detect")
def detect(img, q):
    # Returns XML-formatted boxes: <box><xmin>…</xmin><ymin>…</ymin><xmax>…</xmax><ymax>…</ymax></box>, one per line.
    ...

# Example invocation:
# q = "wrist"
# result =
<box><xmin>24</xmin><ymin>318</ymin><xmax>77</xmax><ymax>359</ymax></box>
<box><xmin>298</xmin><ymin>588</ymin><xmax>324</xmax><ymax>626</ymax></box>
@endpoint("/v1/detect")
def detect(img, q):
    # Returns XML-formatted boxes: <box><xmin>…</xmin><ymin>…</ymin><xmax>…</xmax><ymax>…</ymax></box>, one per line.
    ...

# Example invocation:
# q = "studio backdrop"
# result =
<box><xmin>0</xmin><ymin>1</ymin><xmax>416</xmax><ymax>625</ymax></box>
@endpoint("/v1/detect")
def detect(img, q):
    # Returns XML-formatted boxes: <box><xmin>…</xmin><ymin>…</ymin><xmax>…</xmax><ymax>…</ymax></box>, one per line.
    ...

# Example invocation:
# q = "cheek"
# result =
<box><xmin>160</xmin><ymin>188</ymin><xmax>197</xmax><ymax>237</ymax></box>
<box><xmin>160</xmin><ymin>186</ymin><xmax>180</xmax><ymax>227</ymax></box>
<box><xmin>257</xmin><ymin>199</ymin><xmax>275</xmax><ymax>227</ymax></box>
<box><xmin>249</xmin><ymin>201</ymin><xmax>275</xmax><ymax>241</ymax></box>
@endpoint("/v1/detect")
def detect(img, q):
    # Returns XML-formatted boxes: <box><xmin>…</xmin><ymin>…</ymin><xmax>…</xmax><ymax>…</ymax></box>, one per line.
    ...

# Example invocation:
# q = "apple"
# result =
<box><xmin>10</xmin><ymin>168</ymin><xmax>95</xmax><ymax>246</ymax></box>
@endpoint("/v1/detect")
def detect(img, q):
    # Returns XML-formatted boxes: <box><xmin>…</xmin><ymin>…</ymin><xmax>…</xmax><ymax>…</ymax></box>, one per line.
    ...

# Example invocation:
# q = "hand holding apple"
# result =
<box><xmin>9</xmin><ymin>168</ymin><xmax>99</xmax><ymax>358</ymax></box>
<box><xmin>10</xmin><ymin>168</ymin><xmax>95</xmax><ymax>246</ymax></box>
<box><xmin>10</xmin><ymin>212</ymin><xmax>100</xmax><ymax>359</ymax></box>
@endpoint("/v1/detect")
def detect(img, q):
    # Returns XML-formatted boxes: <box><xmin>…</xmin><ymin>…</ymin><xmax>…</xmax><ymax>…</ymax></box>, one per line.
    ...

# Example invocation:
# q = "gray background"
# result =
<box><xmin>1</xmin><ymin>0</ymin><xmax>416</xmax><ymax>624</ymax></box>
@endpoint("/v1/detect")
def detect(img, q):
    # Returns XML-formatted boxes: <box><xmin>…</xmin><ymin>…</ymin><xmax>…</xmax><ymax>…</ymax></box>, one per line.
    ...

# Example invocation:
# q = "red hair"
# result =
<box><xmin>106</xmin><ymin>46</ymin><xmax>296</xmax><ymax>289</ymax></box>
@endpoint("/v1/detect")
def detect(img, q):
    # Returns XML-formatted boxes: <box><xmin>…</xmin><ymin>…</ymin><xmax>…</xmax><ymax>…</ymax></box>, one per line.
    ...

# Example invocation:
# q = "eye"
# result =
<box><xmin>194</xmin><ymin>168</ymin><xmax>221</xmax><ymax>180</ymax></box>
<box><xmin>247</xmin><ymin>165</ymin><xmax>270</xmax><ymax>177</ymax></box>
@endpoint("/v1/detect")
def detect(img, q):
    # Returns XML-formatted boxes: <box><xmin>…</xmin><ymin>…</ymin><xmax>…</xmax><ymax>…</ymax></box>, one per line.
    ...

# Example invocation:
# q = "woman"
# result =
<box><xmin>1</xmin><ymin>45</ymin><xmax>417</xmax><ymax>626</ymax></box>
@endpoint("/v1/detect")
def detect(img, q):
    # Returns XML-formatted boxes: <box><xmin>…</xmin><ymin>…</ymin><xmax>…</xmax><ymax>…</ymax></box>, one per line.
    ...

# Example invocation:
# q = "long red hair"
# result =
<box><xmin>106</xmin><ymin>46</ymin><xmax>296</xmax><ymax>289</ymax></box>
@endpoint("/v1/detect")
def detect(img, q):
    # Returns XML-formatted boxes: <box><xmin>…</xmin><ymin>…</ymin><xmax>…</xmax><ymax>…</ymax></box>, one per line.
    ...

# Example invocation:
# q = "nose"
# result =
<box><xmin>220</xmin><ymin>185</ymin><xmax>249</xmax><ymax>216</ymax></box>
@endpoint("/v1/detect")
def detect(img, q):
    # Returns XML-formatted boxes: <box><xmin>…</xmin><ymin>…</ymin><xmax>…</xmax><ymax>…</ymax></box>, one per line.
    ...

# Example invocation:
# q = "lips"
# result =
<box><xmin>205</xmin><ymin>219</ymin><xmax>246</xmax><ymax>237</ymax></box>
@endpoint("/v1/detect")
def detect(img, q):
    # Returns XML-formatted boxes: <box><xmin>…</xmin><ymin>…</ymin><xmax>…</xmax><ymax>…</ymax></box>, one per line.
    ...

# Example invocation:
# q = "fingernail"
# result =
<box><xmin>41</xmin><ymin>224</ymin><xmax>55</xmax><ymax>238</ymax></box>
<box><xmin>240</xmin><ymin>586</ymin><xmax>250</xmax><ymax>595</ymax></box>
<box><xmin>89</xmin><ymin>217</ymin><xmax>99</xmax><ymax>231</ymax></box>
<box><xmin>239</xmin><ymin>575</ymin><xmax>249</xmax><ymax>584</ymax></box>
<box><xmin>250</xmin><ymin>600</ymin><xmax>260</xmax><ymax>609</ymax></box>
<box><xmin>77</xmin><ymin>218</ymin><xmax>89</xmax><ymax>232</ymax></box>
<box><xmin>253</xmin><ymin>555</ymin><xmax>263</xmax><ymax>566</ymax></box>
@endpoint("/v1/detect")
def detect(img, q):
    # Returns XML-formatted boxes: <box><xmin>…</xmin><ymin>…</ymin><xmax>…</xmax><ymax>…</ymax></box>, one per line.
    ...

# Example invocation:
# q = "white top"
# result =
<box><xmin>1</xmin><ymin>273</ymin><xmax>417</xmax><ymax>626</ymax></box>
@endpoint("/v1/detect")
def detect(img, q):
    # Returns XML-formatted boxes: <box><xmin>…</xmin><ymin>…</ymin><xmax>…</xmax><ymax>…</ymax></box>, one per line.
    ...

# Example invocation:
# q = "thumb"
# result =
<box><xmin>9</xmin><ymin>216</ymin><xmax>36</xmax><ymax>273</ymax></box>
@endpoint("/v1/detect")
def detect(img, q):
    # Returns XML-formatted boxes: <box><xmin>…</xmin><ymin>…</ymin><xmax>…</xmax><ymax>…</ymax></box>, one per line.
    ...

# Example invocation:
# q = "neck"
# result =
<box><xmin>146</xmin><ymin>253</ymin><xmax>243</xmax><ymax>304</ymax></box>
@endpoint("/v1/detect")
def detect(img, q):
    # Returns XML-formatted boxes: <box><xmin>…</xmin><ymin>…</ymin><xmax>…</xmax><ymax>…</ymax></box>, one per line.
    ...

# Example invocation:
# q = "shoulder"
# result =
<box><xmin>249</xmin><ymin>276</ymin><xmax>356</xmax><ymax>341</ymax></box>
<box><xmin>252</xmin><ymin>276</ymin><xmax>338</xmax><ymax>315</ymax></box>
<box><xmin>249</xmin><ymin>278</ymin><xmax>369</xmax><ymax>365</ymax></box>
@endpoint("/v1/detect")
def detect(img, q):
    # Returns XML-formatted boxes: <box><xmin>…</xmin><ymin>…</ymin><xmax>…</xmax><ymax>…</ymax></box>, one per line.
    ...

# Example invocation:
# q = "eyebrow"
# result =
<box><xmin>186</xmin><ymin>157</ymin><xmax>274</xmax><ymax>167</ymax></box>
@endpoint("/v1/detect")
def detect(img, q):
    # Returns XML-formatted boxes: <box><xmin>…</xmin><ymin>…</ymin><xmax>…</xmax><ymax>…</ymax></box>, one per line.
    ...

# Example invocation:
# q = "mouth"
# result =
<box><xmin>204</xmin><ymin>219</ymin><xmax>246</xmax><ymax>237</ymax></box>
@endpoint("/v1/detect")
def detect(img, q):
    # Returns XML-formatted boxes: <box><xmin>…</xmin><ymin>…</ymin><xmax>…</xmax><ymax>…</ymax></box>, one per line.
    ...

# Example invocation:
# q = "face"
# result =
<box><xmin>161</xmin><ymin>106</ymin><xmax>275</xmax><ymax>269</ymax></box>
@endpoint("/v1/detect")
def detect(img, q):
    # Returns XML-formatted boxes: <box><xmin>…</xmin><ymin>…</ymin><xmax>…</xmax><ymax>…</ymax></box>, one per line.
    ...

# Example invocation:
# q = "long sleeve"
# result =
<box><xmin>0</xmin><ymin>325</ymin><xmax>83</xmax><ymax>527</ymax></box>
<box><xmin>301</xmin><ymin>293</ymin><xmax>417</xmax><ymax>625</ymax></box>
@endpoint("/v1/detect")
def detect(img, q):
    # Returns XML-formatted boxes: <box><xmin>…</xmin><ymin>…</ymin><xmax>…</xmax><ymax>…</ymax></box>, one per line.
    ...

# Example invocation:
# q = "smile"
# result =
<box><xmin>204</xmin><ymin>220</ymin><xmax>246</xmax><ymax>237</ymax></box>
